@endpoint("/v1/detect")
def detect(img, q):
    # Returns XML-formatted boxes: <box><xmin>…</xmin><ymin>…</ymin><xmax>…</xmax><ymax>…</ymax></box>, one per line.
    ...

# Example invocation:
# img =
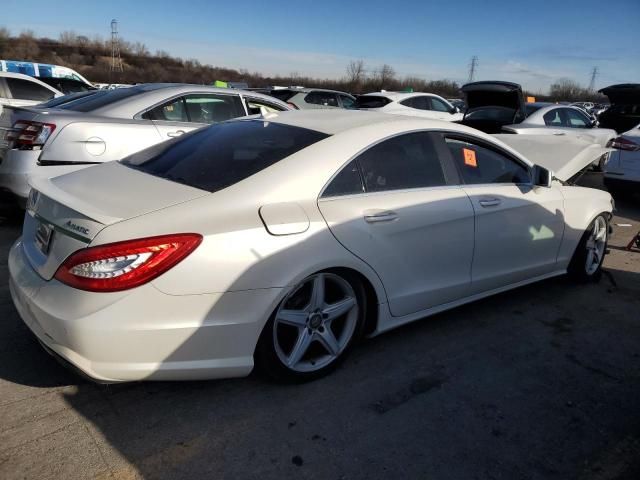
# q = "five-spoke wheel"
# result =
<box><xmin>256</xmin><ymin>272</ymin><xmax>365</xmax><ymax>381</ymax></box>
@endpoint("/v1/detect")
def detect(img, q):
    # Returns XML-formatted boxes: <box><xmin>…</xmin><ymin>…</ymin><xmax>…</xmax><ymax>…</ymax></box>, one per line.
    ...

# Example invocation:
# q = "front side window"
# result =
<box><xmin>121</xmin><ymin>120</ymin><xmax>329</xmax><ymax>193</ymax></box>
<box><xmin>356</xmin><ymin>132</ymin><xmax>447</xmax><ymax>192</ymax></box>
<box><xmin>430</xmin><ymin>97</ymin><xmax>451</xmax><ymax>112</ymax></box>
<box><xmin>445</xmin><ymin>137</ymin><xmax>530</xmax><ymax>185</ymax></box>
<box><xmin>340</xmin><ymin>95</ymin><xmax>356</xmax><ymax>109</ymax></box>
<box><xmin>305</xmin><ymin>91</ymin><xmax>339</xmax><ymax>107</ymax></box>
<box><xmin>401</xmin><ymin>96</ymin><xmax>430</xmax><ymax>111</ymax></box>
<box><xmin>6</xmin><ymin>78</ymin><xmax>55</xmax><ymax>101</ymax></box>
<box><xmin>565</xmin><ymin>109</ymin><xmax>590</xmax><ymax>128</ymax></box>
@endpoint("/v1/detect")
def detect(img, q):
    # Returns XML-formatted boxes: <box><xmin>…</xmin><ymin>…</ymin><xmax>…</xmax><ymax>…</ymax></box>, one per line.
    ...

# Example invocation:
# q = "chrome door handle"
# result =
<box><xmin>479</xmin><ymin>198</ymin><xmax>501</xmax><ymax>207</ymax></box>
<box><xmin>364</xmin><ymin>210</ymin><xmax>399</xmax><ymax>223</ymax></box>
<box><xmin>167</xmin><ymin>130</ymin><xmax>185</xmax><ymax>137</ymax></box>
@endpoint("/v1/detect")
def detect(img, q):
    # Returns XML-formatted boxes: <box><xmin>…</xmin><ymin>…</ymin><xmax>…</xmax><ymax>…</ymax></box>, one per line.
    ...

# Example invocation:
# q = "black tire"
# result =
<box><xmin>568</xmin><ymin>213</ymin><xmax>609</xmax><ymax>282</ymax></box>
<box><xmin>255</xmin><ymin>271</ymin><xmax>366</xmax><ymax>383</ymax></box>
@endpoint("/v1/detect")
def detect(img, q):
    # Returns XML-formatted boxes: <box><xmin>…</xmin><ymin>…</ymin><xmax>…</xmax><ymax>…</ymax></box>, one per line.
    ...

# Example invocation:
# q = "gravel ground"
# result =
<box><xmin>0</xmin><ymin>172</ymin><xmax>639</xmax><ymax>480</ymax></box>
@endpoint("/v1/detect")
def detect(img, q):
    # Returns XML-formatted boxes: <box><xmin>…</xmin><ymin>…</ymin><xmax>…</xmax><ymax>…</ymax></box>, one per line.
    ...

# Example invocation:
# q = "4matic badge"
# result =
<box><xmin>64</xmin><ymin>220</ymin><xmax>90</xmax><ymax>236</ymax></box>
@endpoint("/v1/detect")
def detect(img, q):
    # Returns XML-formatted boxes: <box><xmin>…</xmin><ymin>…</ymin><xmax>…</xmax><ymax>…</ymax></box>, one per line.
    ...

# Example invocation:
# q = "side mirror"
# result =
<box><xmin>533</xmin><ymin>165</ymin><xmax>553</xmax><ymax>188</ymax></box>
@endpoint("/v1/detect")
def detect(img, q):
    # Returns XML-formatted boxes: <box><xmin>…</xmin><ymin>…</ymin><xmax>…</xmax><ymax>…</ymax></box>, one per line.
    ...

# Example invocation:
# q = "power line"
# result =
<box><xmin>468</xmin><ymin>56</ymin><xmax>478</xmax><ymax>83</ymax></box>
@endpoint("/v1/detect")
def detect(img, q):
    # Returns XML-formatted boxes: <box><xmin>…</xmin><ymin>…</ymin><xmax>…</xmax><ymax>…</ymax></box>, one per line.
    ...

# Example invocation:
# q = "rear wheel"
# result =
<box><xmin>568</xmin><ymin>214</ymin><xmax>609</xmax><ymax>281</ymax></box>
<box><xmin>255</xmin><ymin>272</ymin><xmax>365</xmax><ymax>382</ymax></box>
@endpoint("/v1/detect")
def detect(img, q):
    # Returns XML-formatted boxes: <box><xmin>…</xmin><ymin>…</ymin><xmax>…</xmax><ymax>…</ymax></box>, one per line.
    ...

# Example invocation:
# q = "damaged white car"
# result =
<box><xmin>9</xmin><ymin>110</ymin><xmax>613</xmax><ymax>383</ymax></box>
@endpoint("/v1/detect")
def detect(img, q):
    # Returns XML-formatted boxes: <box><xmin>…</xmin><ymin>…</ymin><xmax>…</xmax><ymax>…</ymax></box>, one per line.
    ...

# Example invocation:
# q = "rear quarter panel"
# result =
<box><xmin>40</xmin><ymin>121</ymin><xmax>162</xmax><ymax>163</ymax></box>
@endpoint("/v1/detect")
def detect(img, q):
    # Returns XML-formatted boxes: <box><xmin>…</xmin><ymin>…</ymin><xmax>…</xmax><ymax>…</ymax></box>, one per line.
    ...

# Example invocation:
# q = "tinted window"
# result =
<box><xmin>340</xmin><ymin>95</ymin><xmax>356</xmax><ymax>109</ymax></box>
<box><xmin>446</xmin><ymin>138</ymin><xmax>530</xmax><ymax>185</ymax></box>
<box><xmin>5</xmin><ymin>78</ymin><xmax>55</xmax><ymax>101</ymax></box>
<box><xmin>36</xmin><ymin>90</ymin><xmax>98</xmax><ymax>108</ymax></box>
<box><xmin>543</xmin><ymin>109</ymin><xmax>563</xmax><ymax>126</ymax></box>
<box><xmin>357</xmin><ymin>132</ymin><xmax>446</xmax><ymax>192</ymax></box>
<box><xmin>401</xmin><ymin>96</ymin><xmax>430</xmax><ymax>110</ymax></box>
<box><xmin>430</xmin><ymin>97</ymin><xmax>451</xmax><ymax>112</ymax></box>
<box><xmin>565</xmin><ymin>109</ymin><xmax>589</xmax><ymax>128</ymax></box>
<box><xmin>121</xmin><ymin>120</ymin><xmax>329</xmax><ymax>193</ymax></box>
<box><xmin>57</xmin><ymin>87</ymin><xmax>142</xmax><ymax>112</ymax></box>
<box><xmin>354</xmin><ymin>96</ymin><xmax>392</xmax><ymax>109</ymax></box>
<box><xmin>269</xmin><ymin>90</ymin><xmax>297</xmax><ymax>102</ymax></box>
<box><xmin>305</xmin><ymin>91</ymin><xmax>339</xmax><ymax>107</ymax></box>
<box><xmin>322</xmin><ymin>160</ymin><xmax>364</xmax><ymax>197</ymax></box>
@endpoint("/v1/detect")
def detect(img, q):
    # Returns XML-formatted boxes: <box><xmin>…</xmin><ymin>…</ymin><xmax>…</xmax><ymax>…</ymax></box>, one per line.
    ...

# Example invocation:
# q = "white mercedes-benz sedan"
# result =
<box><xmin>8</xmin><ymin>110</ymin><xmax>613</xmax><ymax>383</ymax></box>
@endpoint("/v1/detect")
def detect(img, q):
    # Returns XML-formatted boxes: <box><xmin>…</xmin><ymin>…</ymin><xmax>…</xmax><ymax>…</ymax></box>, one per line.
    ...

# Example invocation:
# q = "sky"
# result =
<box><xmin>3</xmin><ymin>0</ymin><xmax>639</xmax><ymax>92</ymax></box>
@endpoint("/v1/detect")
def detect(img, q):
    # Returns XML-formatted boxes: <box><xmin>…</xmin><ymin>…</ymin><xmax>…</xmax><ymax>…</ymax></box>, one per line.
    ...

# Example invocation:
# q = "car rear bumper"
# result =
<box><xmin>8</xmin><ymin>239</ymin><xmax>282</xmax><ymax>382</ymax></box>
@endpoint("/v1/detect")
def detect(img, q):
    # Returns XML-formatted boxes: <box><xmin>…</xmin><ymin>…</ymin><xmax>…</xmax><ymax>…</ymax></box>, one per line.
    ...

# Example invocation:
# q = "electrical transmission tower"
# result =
<box><xmin>468</xmin><ymin>56</ymin><xmax>478</xmax><ymax>83</ymax></box>
<box><xmin>588</xmin><ymin>66</ymin><xmax>599</xmax><ymax>92</ymax></box>
<box><xmin>110</xmin><ymin>19</ymin><xmax>124</xmax><ymax>80</ymax></box>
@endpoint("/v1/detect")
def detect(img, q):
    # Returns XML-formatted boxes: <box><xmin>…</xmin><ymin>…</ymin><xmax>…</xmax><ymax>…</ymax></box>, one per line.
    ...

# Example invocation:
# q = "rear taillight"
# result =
<box><xmin>607</xmin><ymin>136</ymin><xmax>640</xmax><ymax>151</ymax></box>
<box><xmin>7</xmin><ymin>121</ymin><xmax>56</xmax><ymax>148</ymax></box>
<box><xmin>287</xmin><ymin>102</ymin><xmax>299</xmax><ymax>110</ymax></box>
<box><xmin>54</xmin><ymin>233</ymin><xmax>202</xmax><ymax>292</ymax></box>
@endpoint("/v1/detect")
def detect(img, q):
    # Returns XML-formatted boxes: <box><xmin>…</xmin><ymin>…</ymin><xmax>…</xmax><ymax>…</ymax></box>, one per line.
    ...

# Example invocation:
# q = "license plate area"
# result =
<box><xmin>34</xmin><ymin>221</ymin><xmax>54</xmax><ymax>255</ymax></box>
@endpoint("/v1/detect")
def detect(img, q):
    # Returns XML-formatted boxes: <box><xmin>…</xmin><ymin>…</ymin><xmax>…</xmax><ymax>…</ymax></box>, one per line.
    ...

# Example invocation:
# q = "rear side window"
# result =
<box><xmin>142</xmin><ymin>94</ymin><xmax>245</xmax><ymax>123</ymax></box>
<box><xmin>543</xmin><ymin>109</ymin><xmax>563</xmax><ymax>126</ymax></box>
<box><xmin>121</xmin><ymin>120</ymin><xmax>329</xmax><ymax>193</ymax></box>
<box><xmin>430</xmin><ymin>97</ymin><xmax>451</xmax><ymax>112</ymax></box>
<box><xmin>244</xmin><ymin>97</ymin><xmax>288</xmax><ymax>115</ymax></box>
<box><xmin>340</xmin><ymin>95</ymin><xmax>356</xmax><ymax>109</ymax></box>
<box><xmin>305</xmin><ymin>91</ymin><xmax>339</xmax><ymax>107</ymax></box>
<box><xmin>5</xmin><ymin>78</ymin><xmax>55</xmax><ymax>101</ymax></box>
<box><xmin>354</xmin><ymin>96</ymin><xmax>392</xmax><ymax>109</ymax></box>
<box><xmin>357</xmin><ymin>132</ymin><xmax>446</xmax><ymax>192</ymax></box>
<box><xmin>322</xmin><ymin>160</ymin><xmax>364</xmax><ymax>197</ymax></box>
<box><xmin>400</xmin><ymin>96</ymin><xmax>430</xmax><ymax>110</ymax></box>
<box><xmin>445</xmin><ymin>138</ymin><xmax>530</xmax><ymax>185</ymax></box>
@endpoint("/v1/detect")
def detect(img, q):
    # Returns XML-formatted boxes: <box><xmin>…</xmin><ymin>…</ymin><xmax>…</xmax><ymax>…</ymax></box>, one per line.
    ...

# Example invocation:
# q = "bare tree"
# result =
<box><xmin>372</xmin><ymin>64</ymin><xmax>396</xmax><ymax>90</ymax></box>
<box><xmin>346</xmin><ymin>59</ymin><xmax>365</xmax><ymax>89</ymax></box>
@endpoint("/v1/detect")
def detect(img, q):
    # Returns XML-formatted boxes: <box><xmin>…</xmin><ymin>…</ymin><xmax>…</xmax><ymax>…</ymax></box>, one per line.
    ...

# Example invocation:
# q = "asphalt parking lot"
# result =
<box><xmin>0</xmin><ymin>173</ymin><xmax>639</xmax><ymax>480</ymax></box>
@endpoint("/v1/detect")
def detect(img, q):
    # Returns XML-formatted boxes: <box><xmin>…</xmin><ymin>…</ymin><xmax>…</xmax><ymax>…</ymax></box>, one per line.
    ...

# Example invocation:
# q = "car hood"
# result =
<box><xmin>493</xmin><ymin>134</ymin><xmax>611</xmax><ymax>182</ymax></box>
<box><xmin>25</xmin><ymin>161</ymin><xmax>210</xmax><ymax>280</ymax></box>
<box><xmin>461</xmin><ymin>81</ymin><xmax>525</xmax><ymax>113</ymax></box>
<box><xmin>598</xmin><ymin>84</ymin><xmax>640</xmax><ymax>104</ymax></box>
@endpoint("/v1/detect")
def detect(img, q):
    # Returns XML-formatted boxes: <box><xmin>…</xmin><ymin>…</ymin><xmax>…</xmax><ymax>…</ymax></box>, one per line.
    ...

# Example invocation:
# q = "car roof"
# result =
<box><xmin>362</xmin><ymin>91</ymin><xmax>440</xmax><ymax>101</ymax></box>
<box><xmin>259</xmin><ymin>109</ymin><xmax>475</xmax><ymax>135</ymax></box>
<box><xmin>279</xmin><ymin>87</ymin><xmax>353</xmax><ymax>95</ymax></box>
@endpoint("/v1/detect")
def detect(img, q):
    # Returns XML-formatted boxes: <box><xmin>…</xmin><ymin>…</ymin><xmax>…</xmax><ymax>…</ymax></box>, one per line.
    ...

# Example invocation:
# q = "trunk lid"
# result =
<box><xmin>598</xmin><ymin>84</ymin><xmax>640</xmax><ymax>105</ymax></box>
<box><xmin>23</xmin><ymin>161</ymin><xmax>209</xmax><ymax>280</ymax></box>
<box><xmin>461</xmin><ymin>81</ymin><xmax>526</xmax><ymax>113</ymax></box>
<box><xmin>493</xmin><ymin>134</ymin><xmax>611</xmax><ymax>182</ymax></box>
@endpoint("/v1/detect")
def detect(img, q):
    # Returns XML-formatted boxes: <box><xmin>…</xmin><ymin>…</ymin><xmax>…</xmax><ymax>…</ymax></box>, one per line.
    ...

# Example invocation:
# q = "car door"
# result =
<box><xmin>142</xmin><ymin>93</ymin><xmax>246</xmax><ymax>139</ymax></box>
<box><xmin>442</xmin><ymin>134</ymin><xmax>565</xmax><ymax>294</ymax></box>
<box><xmin>318</xmin><ymin>131</ymin><xmax>475</xmax><ymax>317</ymax></box>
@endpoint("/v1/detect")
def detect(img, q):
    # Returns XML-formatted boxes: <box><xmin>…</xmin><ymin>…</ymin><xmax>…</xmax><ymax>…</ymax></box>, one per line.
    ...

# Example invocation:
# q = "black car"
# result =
<box><xmin>597</xmin><ymin>84</ymin><xmax>640</xmax><ymax>133</ymax></box>
<box><xmin>34</xmin><ymin>77</ymin><xmax>97</xmax><ymax>94</ymax></box>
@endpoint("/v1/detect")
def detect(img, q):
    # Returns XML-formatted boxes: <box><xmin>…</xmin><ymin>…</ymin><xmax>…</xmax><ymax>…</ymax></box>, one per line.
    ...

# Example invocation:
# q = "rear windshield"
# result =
<box><xmin>354</xmin><ymin>96</ymin><xmax>392</xmax><ymax>109</ymax></box>
<box><xmin>269</xmin><ymin>90</ymin><xmax>297</xmax><ymax>102</ymax></box>
<box><xmin>37</xmin><ymin>90</ymin><xmax>99</xmax><ymax>108</ymax></box>
<box><xmin>121</xmin><ymin>120</ymin><xmax>329</xmax><ymax>193</ymax></box>
<box><xmin>56</xmin><ymin>88</ymin><xmax>142</xmax><ymax>112</ymax></box>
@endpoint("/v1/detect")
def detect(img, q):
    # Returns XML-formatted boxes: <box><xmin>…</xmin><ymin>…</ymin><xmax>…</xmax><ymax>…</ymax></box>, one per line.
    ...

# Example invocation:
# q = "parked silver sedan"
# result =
<box><xmin>0</xmin><ymin>83</ymin><xmax>291</xmax><ymax>204</ymax></box>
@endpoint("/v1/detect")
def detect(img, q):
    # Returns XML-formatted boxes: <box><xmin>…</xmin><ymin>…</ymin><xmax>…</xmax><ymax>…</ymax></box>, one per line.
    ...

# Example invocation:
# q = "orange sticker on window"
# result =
<box><xmin>463</xmin><ymin>148</ymin><xmax>477</xmax><ymax>167</ymax></box>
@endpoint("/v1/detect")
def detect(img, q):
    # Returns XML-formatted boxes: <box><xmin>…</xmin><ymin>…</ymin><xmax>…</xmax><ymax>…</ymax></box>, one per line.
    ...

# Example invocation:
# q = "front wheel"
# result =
<box><xmin>255</xmin><ymin>272</ymin><xmax>365</xmax><ymax>382</ymax></box>
<box><xmin>568</xmin><ymin>214</ymin><xmax>609</xmax><ymax>281</ymax></box>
